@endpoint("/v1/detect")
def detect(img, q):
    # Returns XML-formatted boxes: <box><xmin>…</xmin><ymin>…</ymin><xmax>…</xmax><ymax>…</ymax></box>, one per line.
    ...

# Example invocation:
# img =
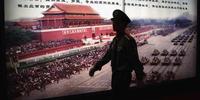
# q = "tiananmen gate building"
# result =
<box><xmin>36</xmin><ymin>3</ymin><xmax>114</xmax><ymax>42</ymax></box>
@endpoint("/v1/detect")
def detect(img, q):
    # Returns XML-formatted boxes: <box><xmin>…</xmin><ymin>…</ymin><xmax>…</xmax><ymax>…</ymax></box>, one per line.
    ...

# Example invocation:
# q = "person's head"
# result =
<box><xmin>111</xmin><ymin>9</ymin><xmax>131</xmax><ymax>35</ymax></box>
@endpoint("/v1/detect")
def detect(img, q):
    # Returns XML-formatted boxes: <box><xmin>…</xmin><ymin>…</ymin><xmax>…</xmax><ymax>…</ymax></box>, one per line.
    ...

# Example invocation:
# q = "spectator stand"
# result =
<box><xmin>18</xmin><ymin>42</ymin><xmax>109</xmax><ymax>69</ymax></box>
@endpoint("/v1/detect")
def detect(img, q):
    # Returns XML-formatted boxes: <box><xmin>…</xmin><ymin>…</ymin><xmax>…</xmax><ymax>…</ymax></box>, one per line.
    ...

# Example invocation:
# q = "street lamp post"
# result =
<box><xmin>122</xmin><ymin>0</ymin><xmax>125</xmax><ymax>12</ymax></box>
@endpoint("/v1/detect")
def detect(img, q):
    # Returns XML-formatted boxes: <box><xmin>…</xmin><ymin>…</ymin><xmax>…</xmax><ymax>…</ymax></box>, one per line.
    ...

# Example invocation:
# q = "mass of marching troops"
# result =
<box><xmin>7</xmin><ymin>44</ymin><xmax>109</xmax><ymax>98</ymax></box>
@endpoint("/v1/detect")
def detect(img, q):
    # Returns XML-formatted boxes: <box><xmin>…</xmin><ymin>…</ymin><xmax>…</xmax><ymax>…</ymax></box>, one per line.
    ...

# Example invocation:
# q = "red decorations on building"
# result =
<box><xmin>37</xmin><ymin>3</ymin><xmax>114</xmax><ymax>42</ymax></box>
<box><xmin>39</xmin><ymin>3</ymin><xmax>104</xmax><ymax>29</ymax></box>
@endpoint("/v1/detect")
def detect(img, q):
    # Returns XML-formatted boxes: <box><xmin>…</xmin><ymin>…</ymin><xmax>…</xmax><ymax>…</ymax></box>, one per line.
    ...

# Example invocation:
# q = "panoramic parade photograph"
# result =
<box><xmin>4</xmin><ymin>0</ymin><xmax>198</xmax><ymax>100</ymax></box>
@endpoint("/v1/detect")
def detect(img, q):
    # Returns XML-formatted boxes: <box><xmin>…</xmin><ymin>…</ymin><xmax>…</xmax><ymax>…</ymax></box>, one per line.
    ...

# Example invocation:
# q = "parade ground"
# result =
<box><xmin>16</xmin><ymin>27</ymin><xmax>197</xmax><ymax>100</ymax></box>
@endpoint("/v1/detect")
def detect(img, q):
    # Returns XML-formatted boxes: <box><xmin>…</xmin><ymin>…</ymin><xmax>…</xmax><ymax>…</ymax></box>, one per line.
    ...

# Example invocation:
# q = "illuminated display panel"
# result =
<box><xmin>5</xmin><ymin>0</ymin><xmax>197</xmax><ymax>100</ymax></box>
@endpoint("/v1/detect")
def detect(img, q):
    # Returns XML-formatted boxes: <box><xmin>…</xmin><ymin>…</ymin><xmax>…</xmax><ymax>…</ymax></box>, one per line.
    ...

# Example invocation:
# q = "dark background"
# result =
<box><xmin>1</xmin><ymin>0</ymin><xmax>200</xmax><ymax>100</ymax></box>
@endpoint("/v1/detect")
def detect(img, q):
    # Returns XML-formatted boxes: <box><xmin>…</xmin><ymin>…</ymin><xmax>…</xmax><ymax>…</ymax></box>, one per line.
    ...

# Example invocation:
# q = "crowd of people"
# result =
<box><xmin>7</xmin><ymin>44</ymin><xmax>109</xmax><ymax>98</ymax></box>
<box><xmin>7</xmin><ymin>39</ymin><xmax>83</xmax><ymax>55</ymax></box>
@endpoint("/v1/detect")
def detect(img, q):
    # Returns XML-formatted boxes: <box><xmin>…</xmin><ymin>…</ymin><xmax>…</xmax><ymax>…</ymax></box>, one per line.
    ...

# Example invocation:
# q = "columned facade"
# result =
<box><xmin>39</xmin><ymin>3</ymin><xmax>104</xmax><ymax>29</ymax></box>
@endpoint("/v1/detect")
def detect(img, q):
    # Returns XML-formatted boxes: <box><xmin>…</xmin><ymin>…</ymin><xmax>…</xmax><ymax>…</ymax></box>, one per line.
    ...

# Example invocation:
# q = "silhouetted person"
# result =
<box><xmin>89</xmin><ymin>9</ymin><xmax>145</xmax><ymax>99</ymax></box>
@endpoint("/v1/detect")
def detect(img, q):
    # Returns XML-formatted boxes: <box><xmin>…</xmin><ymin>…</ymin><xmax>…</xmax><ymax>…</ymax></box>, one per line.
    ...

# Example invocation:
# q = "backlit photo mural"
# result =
<box><xmin>5</xmin><ymin>0</ymin><xmax>197</xmax><ymax>100</ymax></box>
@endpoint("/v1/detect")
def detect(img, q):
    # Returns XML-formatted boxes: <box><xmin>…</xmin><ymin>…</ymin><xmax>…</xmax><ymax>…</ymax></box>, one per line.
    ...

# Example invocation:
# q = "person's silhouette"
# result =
<box><xmin>89</xmin><ymin>9</ymin><xmax>145</xmax><ymax>99</ymax></box>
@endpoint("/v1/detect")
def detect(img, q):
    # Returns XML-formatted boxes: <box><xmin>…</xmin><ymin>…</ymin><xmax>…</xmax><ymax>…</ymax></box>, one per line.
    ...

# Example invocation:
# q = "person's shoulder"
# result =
<box><xmin>124</xmin><ymin>35</ymin><xmax>135</xmax><ymax>42</ymax></box>
<box><xmin>111</xmin><ymin>36</ymin><xmax>117</xmax><ymax>43</ymax></box>
<box><xmin>110</xmin><ymin>36</ymin><xmax>117</xmax><ymax>45</ymax></box>
<box><xmin>124</xmin><ymin>35</ymin><xmax>137</xmax><ymax>46</ymax></box>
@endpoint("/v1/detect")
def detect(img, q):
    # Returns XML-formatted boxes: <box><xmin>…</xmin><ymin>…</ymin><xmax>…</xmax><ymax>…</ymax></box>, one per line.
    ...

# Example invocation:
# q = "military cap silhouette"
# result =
<box><xmin>111</xmin><ymin>9</ymin><xmax>131</xmax><ymax>26</ymax></box>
